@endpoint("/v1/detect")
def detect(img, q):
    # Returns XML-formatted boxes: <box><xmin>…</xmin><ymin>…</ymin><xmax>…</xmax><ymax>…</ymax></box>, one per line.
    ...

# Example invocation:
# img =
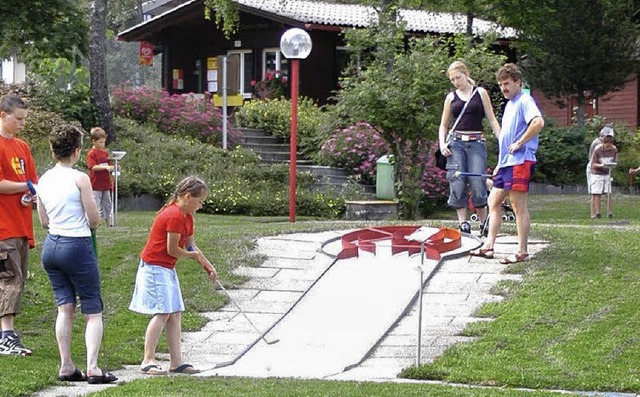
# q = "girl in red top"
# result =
<box><xmin>129</xmin><ymin>176</ymin><xmax>217</xmax><ymax>375</ymax></box>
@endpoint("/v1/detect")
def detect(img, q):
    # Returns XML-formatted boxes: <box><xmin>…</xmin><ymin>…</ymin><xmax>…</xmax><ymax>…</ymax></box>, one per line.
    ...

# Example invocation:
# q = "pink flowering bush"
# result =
<box><xmin>416</xmin><ymin>144</ymin><xmax>449</xmax><ymax>201</ymax></box>
<box><xmin>251</xmin><ymin>71</ymin><xmax>287</xmax><ymax>100</ymax></box>
<box><xmin>318</xmin><ymin>122</ymin><xmax>389</xmax><ymax>185</ymax></box>
<box><xmin>318</xmin><ymin>121</ymin><xmax>448</xmax><ymax>203</ymax></box>
<box><xmin>111</xmin><ymin>85</ymin><xmax>239</xmax><ymax>146</ymax></box>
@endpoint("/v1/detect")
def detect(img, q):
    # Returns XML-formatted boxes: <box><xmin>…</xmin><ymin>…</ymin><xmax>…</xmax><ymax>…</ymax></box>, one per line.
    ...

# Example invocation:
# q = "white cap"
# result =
<box><xmin>600</xmin><ymin>126</ymin><xmax>614</xmax><ymax>138</ymax></box>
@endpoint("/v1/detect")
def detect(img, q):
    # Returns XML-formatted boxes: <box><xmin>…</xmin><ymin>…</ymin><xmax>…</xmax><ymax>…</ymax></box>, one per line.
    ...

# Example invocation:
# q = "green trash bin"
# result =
<box><xmin>376</xmin><ymin>155</ymin><xmax>395</xmax><ymax>199</ymax></box>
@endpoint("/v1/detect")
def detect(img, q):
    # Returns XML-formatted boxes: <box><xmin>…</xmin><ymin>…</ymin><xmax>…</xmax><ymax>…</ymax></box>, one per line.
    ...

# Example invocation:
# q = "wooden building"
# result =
<box><xmin>121</xmin><ymin>0</ymin><xmax>638</xmax><ymax>130</ymax></box>
<box><xmin>119</xmin><ymin>0</ymin><xmax>513</xmax><ymax>105</ymax></box>
<box><xmin>532</xmin><ymin>78</ymin><xmax>638</xmax><ymax>131</ymax></box>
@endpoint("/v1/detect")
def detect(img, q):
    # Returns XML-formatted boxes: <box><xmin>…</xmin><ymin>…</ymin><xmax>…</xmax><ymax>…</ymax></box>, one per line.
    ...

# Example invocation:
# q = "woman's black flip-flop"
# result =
<box><xmin>87</xmin><ymin>371</ymin><xmax>118</xmax><ymax>384</ymax></box>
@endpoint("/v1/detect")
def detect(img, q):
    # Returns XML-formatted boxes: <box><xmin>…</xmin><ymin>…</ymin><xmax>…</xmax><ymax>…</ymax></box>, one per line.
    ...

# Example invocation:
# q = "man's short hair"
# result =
<box><xmin>496</xmin><ymin>63</ymin><xmax>522</xmax><ymax>82</ymax></box>
<box><xmin>0</xmin><ymin>94</ymin><xmax>28</xmax><ymax>114</ymax></box>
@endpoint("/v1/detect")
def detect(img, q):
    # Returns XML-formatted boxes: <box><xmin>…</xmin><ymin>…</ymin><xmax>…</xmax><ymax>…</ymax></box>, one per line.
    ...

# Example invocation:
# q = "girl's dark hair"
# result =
<box><xmin>160</xmin><ymin>176</ymin><xmax>208</xmax><ymax>212</ymax></box>
<box><xmin>49</xmin><ymin>124</ymin><xmax>84</xmax><ymax>161</ymax></box>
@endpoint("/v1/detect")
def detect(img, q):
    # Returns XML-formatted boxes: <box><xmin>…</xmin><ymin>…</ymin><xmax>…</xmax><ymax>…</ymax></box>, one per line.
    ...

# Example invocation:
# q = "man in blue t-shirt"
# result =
<box><xmin>470</xmin><ymin>63</ymin><xmax>544</xmax><ymax>264</ymax></box>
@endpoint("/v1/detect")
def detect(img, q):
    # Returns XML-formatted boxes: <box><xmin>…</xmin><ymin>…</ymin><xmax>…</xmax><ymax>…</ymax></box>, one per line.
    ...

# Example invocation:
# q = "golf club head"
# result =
<box><xmin>445</xmin><ymin>163</ymin><xmax>459</xmax><ymax>171</ymax></box>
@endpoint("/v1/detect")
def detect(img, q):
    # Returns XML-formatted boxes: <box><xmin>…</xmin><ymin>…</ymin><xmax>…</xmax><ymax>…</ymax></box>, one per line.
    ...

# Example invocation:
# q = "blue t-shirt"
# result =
<box><xmin>497</xmin><ymin>91</ymin><xmax>542</xmax><ymax>168</ymax></box>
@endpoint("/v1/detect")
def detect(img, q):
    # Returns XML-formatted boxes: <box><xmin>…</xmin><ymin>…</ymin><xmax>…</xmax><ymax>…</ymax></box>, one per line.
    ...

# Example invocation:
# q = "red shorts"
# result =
<box><xmin>493</xmin><ymin>161</ymin><xmax>536</xmax><ymax>192</ymax></box>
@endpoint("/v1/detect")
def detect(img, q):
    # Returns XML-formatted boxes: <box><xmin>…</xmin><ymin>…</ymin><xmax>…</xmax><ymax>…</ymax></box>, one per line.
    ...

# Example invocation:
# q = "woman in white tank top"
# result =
<box><xmin>37</xmin><ymin>124</ymin><xmax>117</xmax><ymax>384</ymax></box>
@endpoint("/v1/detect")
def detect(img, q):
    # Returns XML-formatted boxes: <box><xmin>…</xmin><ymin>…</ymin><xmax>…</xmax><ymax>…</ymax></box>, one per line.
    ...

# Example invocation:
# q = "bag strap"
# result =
<box><xmin>446</xmin><ymin>87</ymin><xmax>478</xmax><ymax>142</ymax></box>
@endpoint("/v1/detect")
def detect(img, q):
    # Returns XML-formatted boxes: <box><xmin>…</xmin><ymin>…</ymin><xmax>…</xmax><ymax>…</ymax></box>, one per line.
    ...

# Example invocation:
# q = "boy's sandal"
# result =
<box><xmin>469</xmin><ymin>248</ymin><xmax>494</xmax><ymax>259</ymax></box>
<box><xmin>500</xmin><ymin>253</ymin><xmax>529</xmax><ymax>265</ymax></box>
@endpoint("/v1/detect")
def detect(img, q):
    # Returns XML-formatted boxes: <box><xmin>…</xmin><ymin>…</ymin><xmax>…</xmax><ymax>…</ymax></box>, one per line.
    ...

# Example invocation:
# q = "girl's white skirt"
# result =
<box><xmin>129</xmin><ymin>259</ymin><xmax>185</xmax><ymax>314</ymax></box>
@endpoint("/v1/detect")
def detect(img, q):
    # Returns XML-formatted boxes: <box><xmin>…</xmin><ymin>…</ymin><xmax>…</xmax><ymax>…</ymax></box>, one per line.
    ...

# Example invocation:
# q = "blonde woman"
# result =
<box><xmin>438</xmin><ymin>61</ymin><xmax>500</xmax><ymax>234</ymax></box>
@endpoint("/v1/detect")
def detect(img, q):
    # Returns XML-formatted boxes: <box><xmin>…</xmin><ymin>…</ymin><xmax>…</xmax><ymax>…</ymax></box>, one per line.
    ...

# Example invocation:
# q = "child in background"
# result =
<box><xmin>590</xmin><ymin>129</ymin><xmax>617</xmax><ymax>219</ymax></box>
<box><xmin>129</xmin><ymin>176</ymin><xmax>217</xmax><ymax>376</ymax></box>
<box><xmin>86</xmin><ymin>127</ymin><xmax>114</xmax><ymax>227</ymax></box>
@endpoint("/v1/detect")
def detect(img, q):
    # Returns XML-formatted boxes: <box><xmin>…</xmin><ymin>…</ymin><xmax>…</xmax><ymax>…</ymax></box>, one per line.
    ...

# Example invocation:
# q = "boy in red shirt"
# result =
<box><xmin>86</xmin><ymin>127</ymin><xmax>114</xmax><ymax>227</ymax></box>
<box><xmin>0</xmin><ymin>94</ymin><xmax>38</xmax><ymax>356</ymax></box>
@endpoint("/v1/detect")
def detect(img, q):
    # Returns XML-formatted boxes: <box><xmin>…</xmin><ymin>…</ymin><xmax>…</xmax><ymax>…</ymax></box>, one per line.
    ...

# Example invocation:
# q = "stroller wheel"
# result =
<box><xmin>508</xmin><ymin>214</ymin><xmax>516</xmax><ymax>222</ymax></box>
<box><xmin>470</xmin><ymin>213</ymin><xmax>479</xmax><ymax>222</ymax></box>
<box><xmin>502</xmin><ymin>214</ymin><xmax>508</xmax><ymax>221</ymax></box>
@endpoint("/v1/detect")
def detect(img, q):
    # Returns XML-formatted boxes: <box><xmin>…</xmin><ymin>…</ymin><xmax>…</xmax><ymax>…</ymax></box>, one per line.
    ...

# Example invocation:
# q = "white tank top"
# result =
<box><xmin>38</xmin><ymin>165</ymin><xmax>91</xmax><ymax>237</ymax></box>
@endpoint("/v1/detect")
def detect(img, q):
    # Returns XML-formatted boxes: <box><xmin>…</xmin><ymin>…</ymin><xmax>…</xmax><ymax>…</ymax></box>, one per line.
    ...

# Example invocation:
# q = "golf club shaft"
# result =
<box><xmin>454</xmin><ymin>172</ymin><xmax>492</xmax><ymax>178</ymax></box>
<box><xmin>216</xmin><ymin>280</ymin><xmax>278</xmax><ymax>344</ymax></box>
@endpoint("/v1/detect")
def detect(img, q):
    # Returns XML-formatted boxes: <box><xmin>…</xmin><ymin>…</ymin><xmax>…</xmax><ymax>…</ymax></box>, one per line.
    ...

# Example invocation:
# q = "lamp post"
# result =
<box><xmin>280</xmin><ymin>28</ymin><xmax>312</xmax><ymax>223</ymax></box>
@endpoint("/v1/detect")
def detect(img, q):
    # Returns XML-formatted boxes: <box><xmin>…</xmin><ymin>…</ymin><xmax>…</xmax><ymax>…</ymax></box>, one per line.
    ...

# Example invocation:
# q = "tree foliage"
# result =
<box><xmin>204</xmin><ymin>0</ymin><xmax>240</xmax><ymax>38</ymax></box>
<box><xmin>0</xmin><ymin>0</ymin><xmax>88</xmax><ymax>63</ymax></box>
<box><xmin>493</xmin><ymin>0</ymin><xmax>639</xmax><ymax>127</ymax></box>
<box><xmin>335</xmin><ymin>25</ymin><xmax>505</xmax><ymax>218</ymax></box>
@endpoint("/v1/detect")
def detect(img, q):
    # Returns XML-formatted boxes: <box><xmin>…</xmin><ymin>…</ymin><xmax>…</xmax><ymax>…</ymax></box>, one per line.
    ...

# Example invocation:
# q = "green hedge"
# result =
<box><xmin>29</xmin><ymin>117</ymin><xmax>345</xmax><ymax>218</ymax></box>
<box><xmin>235</xmin><ymin>97</ymin><xmax>331</xmax><ymax>157</ymax></box>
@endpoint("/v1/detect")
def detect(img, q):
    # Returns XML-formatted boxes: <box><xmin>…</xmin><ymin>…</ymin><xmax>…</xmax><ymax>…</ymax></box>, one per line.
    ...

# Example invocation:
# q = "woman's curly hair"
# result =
<box><xmin>49</xmin><ymin>124</ymin><xmax>85</xmax><ymax>161</ymax></box>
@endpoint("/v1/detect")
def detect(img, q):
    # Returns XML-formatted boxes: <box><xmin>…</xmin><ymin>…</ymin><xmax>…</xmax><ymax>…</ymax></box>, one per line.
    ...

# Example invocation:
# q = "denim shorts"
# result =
<box><xmin>129</xmin><ymin>259</ymin><xmax>185</xmax><ymax>315</ymax></box>
<box><xmin>41</xmin><ymin>234</ymin><xmax>103</xmax><ymax>314</ymax></box>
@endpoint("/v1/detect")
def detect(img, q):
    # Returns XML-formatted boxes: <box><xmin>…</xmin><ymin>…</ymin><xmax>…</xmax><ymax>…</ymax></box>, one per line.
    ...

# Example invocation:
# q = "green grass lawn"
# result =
<box><xmin>3</xmin><ymin>193</ymin><xmax>640</xmax><ymax>396</ymax></box>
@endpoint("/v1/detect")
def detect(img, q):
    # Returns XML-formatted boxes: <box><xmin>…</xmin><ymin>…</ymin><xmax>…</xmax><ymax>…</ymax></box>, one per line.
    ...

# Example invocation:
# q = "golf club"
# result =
<box><xmin>453</xmin><ymin>171</ymin><xmax>492</xmax><ymax>178</ymax></box>
<box><xmin>216</xmin><ymin>280</ymin><xmax>279</xmax><ymax>345</ymax></box>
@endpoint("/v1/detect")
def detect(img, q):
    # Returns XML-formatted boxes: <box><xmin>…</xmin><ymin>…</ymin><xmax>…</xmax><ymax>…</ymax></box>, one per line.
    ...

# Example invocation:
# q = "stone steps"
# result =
<box><xmin>236</xmin><ymin>128</ymin><xmax>360</xmax><ymax>193</ymax></box>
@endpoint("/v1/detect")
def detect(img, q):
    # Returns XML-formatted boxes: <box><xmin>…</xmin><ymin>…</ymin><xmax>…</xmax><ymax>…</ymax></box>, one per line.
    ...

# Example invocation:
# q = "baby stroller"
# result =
<box><xmin>470</xmin><ymin>198</ymin><xmax>516</xmax><ymax>237</ymax></box>
<box><xmin>500</xmin><ymin>199</ymin><xmax>516</xmax><ymax>222</ymax></box>
<box><xmin>470</xmin><ymin>197</ymin><xmax>516</xmax><ymax>222</ymax></box>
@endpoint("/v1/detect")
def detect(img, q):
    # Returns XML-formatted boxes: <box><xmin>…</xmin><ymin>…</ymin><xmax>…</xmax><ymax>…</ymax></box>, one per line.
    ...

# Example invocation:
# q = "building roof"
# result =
<box><xmin>122</xmin><ymin>0</ymin><xmax>515</xmax><ymax>41</ymax></box>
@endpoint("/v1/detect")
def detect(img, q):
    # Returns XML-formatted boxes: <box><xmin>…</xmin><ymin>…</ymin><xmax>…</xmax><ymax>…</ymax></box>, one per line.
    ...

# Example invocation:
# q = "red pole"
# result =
<box><xmin>289</xmin><ymin>59</ymin><xmax>299</xmax><ymax>223</ymax></box>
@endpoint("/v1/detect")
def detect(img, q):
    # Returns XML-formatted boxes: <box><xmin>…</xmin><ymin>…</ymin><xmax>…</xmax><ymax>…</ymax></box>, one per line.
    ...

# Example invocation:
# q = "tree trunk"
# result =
<box><xmin>575</xmin><ymin>91</ymin><xmax>586</xmax><ymax>127</ymax></box>
<box><xmin>90</xmin><ymin>0</ymin><xmax>115</xmax><ymax>142</ymax></box>
<box><xmin>466</xmin><ymin>13</ymin><xmax>474</xmax><ymax>35</ymax></box>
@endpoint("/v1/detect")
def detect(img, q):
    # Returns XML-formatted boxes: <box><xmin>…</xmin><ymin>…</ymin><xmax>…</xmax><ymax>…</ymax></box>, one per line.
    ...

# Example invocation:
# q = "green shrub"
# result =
<box><xmin>26</xmin><ymin>58</ymin><xmax>97</xmax><ymax>128</ymax></box>
<box><xmin>535</xmin><ymin>126</ymin><xmax>590</xmax><ymax>185</ymax></box>
<box><xmin>54</xmin><ymin>117</ymin><xmax>344</xmax><ymax>218</ymax></box>
<box><xmin>235</xmin><ymin>97</ymin><xmax>330</xmax><ymax>156</ymax></box>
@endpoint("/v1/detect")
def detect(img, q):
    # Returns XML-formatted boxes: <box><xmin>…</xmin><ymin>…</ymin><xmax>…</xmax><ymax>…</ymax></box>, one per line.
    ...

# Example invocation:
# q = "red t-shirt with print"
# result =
<box><xmin>0</xmin><ymin>136</ymin><xmax>39</xmax><ymax>247</ymax></box>
<box><xmin>140</xmin><ymin>203</ymin><xmax>194</xmax><ymax>269</ymax></box>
